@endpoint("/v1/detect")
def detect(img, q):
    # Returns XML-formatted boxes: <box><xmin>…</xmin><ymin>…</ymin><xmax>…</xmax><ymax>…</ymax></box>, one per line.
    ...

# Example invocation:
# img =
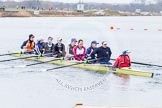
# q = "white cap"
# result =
<box><xmin>102</xmin><ymin>41</ymin><xmax>107</xmax><ymax>45</ymax></box>
<box><xmin>57</xmin><ymin>37</ymin><xmax>62</xmax><ymax>41</ymax></box>
<box><xmin>122</xmin><ymin>50</ymin><xmax>131</xmax><ymax>54</ymax></box>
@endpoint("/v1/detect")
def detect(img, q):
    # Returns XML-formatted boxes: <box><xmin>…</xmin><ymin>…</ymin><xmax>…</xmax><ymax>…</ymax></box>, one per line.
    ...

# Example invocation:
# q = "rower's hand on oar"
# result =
<box><xmin>86</xmin><ymin>60</ymin><xmax>91</xmax><ymax>64</ymax></box>
<box><xmin>40</xmin><ymin>54</ymin><xmax>43</xmax><ymax>57</ymax></box>
<box><xmin>40</xmin><ymin>53</ymin><xmax>44</xmax><ymax>57</ymax></box>
<box><xmin>23</xmin><ymin>46</ymin><xmax>27</xmax><ymax>49</ymax></box>
<box><xmin>21</xmin><ymin>49</ymin><xmax>25</xmax><ymax>53</ymax></box>
<box><xmin>59</xmin><ymin>50</ymin><xmax>62</xmax><ymax>53</ymax></box>
<box><xmin>95</xmin><ymin>57</ymin><xmax>98</xmax><ymax>60</ymax></box>
<box><xmin>53</xmin><ymin>54</ymin><xmax>57</xmax><ymax>57</ymax></box>
<box><xmin>86</xmin><ymin>54</ymin><xmax>91</xmax><ymax>58</ymax></box>
<box><xmin>108</xmin><ymin>66</ymin><xmax>116</xmax><ymax>71</ymax></box>
<box><xmin>86</xmin><ymin>56</ymin><xmax>92</xmax><ymax>60</ymax></box>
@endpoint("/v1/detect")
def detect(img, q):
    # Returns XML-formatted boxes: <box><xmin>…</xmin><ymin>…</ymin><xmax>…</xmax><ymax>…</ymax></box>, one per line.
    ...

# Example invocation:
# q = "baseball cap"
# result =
<box><xmin>122</xmin><ymin>50</ymin><xmax>131</xmax><ymax>54</ymax></box>
<box><xmin>71</xmin><ymin>38</ymin><xmax>77</xmax><ymax>42</ymax></box>
<box><xmin>102</xmin><ymin>41</ymin><xmax>107</xmax><ymax>45</ymax></box>
<box><xmin>57</xmin><ymin>37</ymin><xmax>62</xmax><ymax>41</ymax></box>
<box><xmin>91</xmin><ymin>40</ymin><xmax>99</xmax><ymax>44</ymax></box>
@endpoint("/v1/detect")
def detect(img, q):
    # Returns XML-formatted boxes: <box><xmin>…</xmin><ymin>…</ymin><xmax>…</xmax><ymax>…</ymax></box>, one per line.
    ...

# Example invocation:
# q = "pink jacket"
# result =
<box><xmin>73</xmin><ymin>45</ymin><xmax>86</xmax><ymax>61</ymax></box>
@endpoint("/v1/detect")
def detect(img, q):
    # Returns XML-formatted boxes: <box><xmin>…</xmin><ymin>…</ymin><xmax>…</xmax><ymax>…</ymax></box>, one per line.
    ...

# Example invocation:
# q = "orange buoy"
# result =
<box><xmin>110</xmin><ymin>26</ymin><xmax>114</xmax><ymax>30</ymax></box>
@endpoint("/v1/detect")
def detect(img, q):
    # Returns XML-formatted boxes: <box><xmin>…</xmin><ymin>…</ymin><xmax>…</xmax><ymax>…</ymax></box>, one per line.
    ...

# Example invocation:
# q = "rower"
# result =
<box><xmin>42</xmin><ymin>37</ymin><xmax>55</xmax><ymax>57</ymax></box>
<box><xmin>53</xmin><ymin>37</ymin><xmax>66</xmax><ymax>58</ymax></box>
<box><xmin>66</xmin><ymin>38</ymin><xmax>77</xmax><ymax>60</ymax></box>
<box><xmin>85</xmin><ymin>40</ymin><xmax>98</xmax><ymax>59</ymax></box>
<box><xmin>91</xmin><ymin>41</ymin><xmax>112</xmax><ymax>64</ymax></box>
<box><xmin>113</xmin><ymin>50</ymin><xmax>131</xmax><ymax>68</ymax></box>
<box><xmin>35</xmin><ymin>38</ymin><xmax>44</xmax><ymax>55</ymax></box>
<box><xmin>73</xmin><ymin>39</ymin><xmax>86</xmax><ymax>61</ymax></box>
<box><xmin>20</xmin><ymin>34</ymin><xmax>35</xmax><ymax>54</ymax></box>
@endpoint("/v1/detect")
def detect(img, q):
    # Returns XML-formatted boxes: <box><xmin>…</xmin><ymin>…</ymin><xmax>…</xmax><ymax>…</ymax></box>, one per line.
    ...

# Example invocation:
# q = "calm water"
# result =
<box><xmin>0</xmin><ymin>17</ymin><xmax>162</xmax><ymax>108</ymax></box>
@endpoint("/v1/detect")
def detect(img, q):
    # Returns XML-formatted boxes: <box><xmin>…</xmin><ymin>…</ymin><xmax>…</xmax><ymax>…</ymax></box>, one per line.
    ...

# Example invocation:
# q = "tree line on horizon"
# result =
<box><xmin>0</xmin><ymin>1</ymin><xmax>162</xmax><ymax>12</ymax></box>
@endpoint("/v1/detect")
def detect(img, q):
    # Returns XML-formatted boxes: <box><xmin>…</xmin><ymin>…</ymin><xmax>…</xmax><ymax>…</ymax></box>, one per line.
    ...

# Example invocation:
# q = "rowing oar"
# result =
<box><xmin>42</xmin><ymin>58</ymin><xmax>103</xmax><ymax>72</ymax></box>
<box><xmin>0</xmin><ymin>52</ymin><xmax>23</xmax><ymax>57</ymax></box>
<box><xmin>131</xmin><ymin>61</ymin><xmax>162</xmax><ymax>67</ymax></box>
<box><xmin>111</xmin><ymin>58</ymin><xmax>162</xmax><ymax>67</ymax></box>
<box><xmin>15</xmin><ymin>57</ymin><xmax>64</xmax><ymax>68</ymax></box>
<box><xmin>0</xmin><ymin>53</ymin><xmax>53</xmax><ymax>63</ymax></box>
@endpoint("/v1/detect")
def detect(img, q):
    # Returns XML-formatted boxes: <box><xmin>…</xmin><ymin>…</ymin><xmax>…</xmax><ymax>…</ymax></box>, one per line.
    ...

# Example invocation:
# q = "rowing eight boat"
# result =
<box><xmin>11</xmin><ymin>54</ymin><xmax>154</xmax><ymax>78</ymax></box>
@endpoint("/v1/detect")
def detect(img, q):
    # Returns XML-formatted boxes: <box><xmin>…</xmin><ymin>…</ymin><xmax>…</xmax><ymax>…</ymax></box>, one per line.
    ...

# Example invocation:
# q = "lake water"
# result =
<box><xmin>0</xmin><ymin>16</ymin><xmax>162</xmax><ymax>108</ymax></box>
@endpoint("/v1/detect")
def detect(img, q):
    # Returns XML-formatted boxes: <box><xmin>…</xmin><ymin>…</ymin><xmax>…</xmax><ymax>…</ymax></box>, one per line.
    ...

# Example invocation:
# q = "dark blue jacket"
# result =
<box><xmin>85</xmin><ymin>47</ymin><xmax>97</xmax><ymax>59</ymax></box>
<box><xmin>37</xmin><ymin>42</ymin><xmax>44</xmax><ymax>50</ymax></box>
<box><xmin>20</xmin><ymin>40</ymin><xmax>35</xmax><ymax>49</ymax></box>
<box><xmin>91</xmin><ymin>46</ymin><xmax>112</xmax><ymax>63</ymax></box>
<box><xmin>21</xmin><ymin>40</ymin><xmax>28</xmax><ymax>49</ymax></box>
<box><xmin>37</xmin><ymin>42</ymin><xmax>44</xmax><ymax>53</ymax></box>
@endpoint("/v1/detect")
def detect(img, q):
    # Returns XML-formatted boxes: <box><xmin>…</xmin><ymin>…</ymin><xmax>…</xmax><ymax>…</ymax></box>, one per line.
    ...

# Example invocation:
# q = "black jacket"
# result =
<box><xmin>42</xmin><ymin>42</ymin><xmax>55</xmax><ymax>54</ymax></box>
<box><xmin>54</xmin><ymin>43</ymin><xmax>66</xmax><ymax>57</ymax></box>
<box><xmin>91</xmin><ymin>46</ymin><xmax>112</xmax><ymax>62</ymax></box>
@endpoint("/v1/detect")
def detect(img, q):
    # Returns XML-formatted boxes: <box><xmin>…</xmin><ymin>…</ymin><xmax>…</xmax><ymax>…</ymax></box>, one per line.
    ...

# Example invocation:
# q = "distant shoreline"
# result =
<box><xmin>0</xmin><ymin>10</ymin><xmax>161</xmax><ymax>17</ymax></box>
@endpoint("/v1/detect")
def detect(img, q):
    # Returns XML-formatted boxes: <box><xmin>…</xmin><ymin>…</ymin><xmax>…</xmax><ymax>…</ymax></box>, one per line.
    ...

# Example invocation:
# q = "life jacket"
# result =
<box><xmin>68</xmin><ymin>44</ymin><xmax>76</xmax><ymax>55</ymax></box>
<box><xmin>25</xmin><ymin>40</ymin><xmax>35</xmax><ymax>52</ymax></box>
<box><xmin>113</xmin><ymin>55</ymin><xmax>131</xmax><ymax>68</ymax></box>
